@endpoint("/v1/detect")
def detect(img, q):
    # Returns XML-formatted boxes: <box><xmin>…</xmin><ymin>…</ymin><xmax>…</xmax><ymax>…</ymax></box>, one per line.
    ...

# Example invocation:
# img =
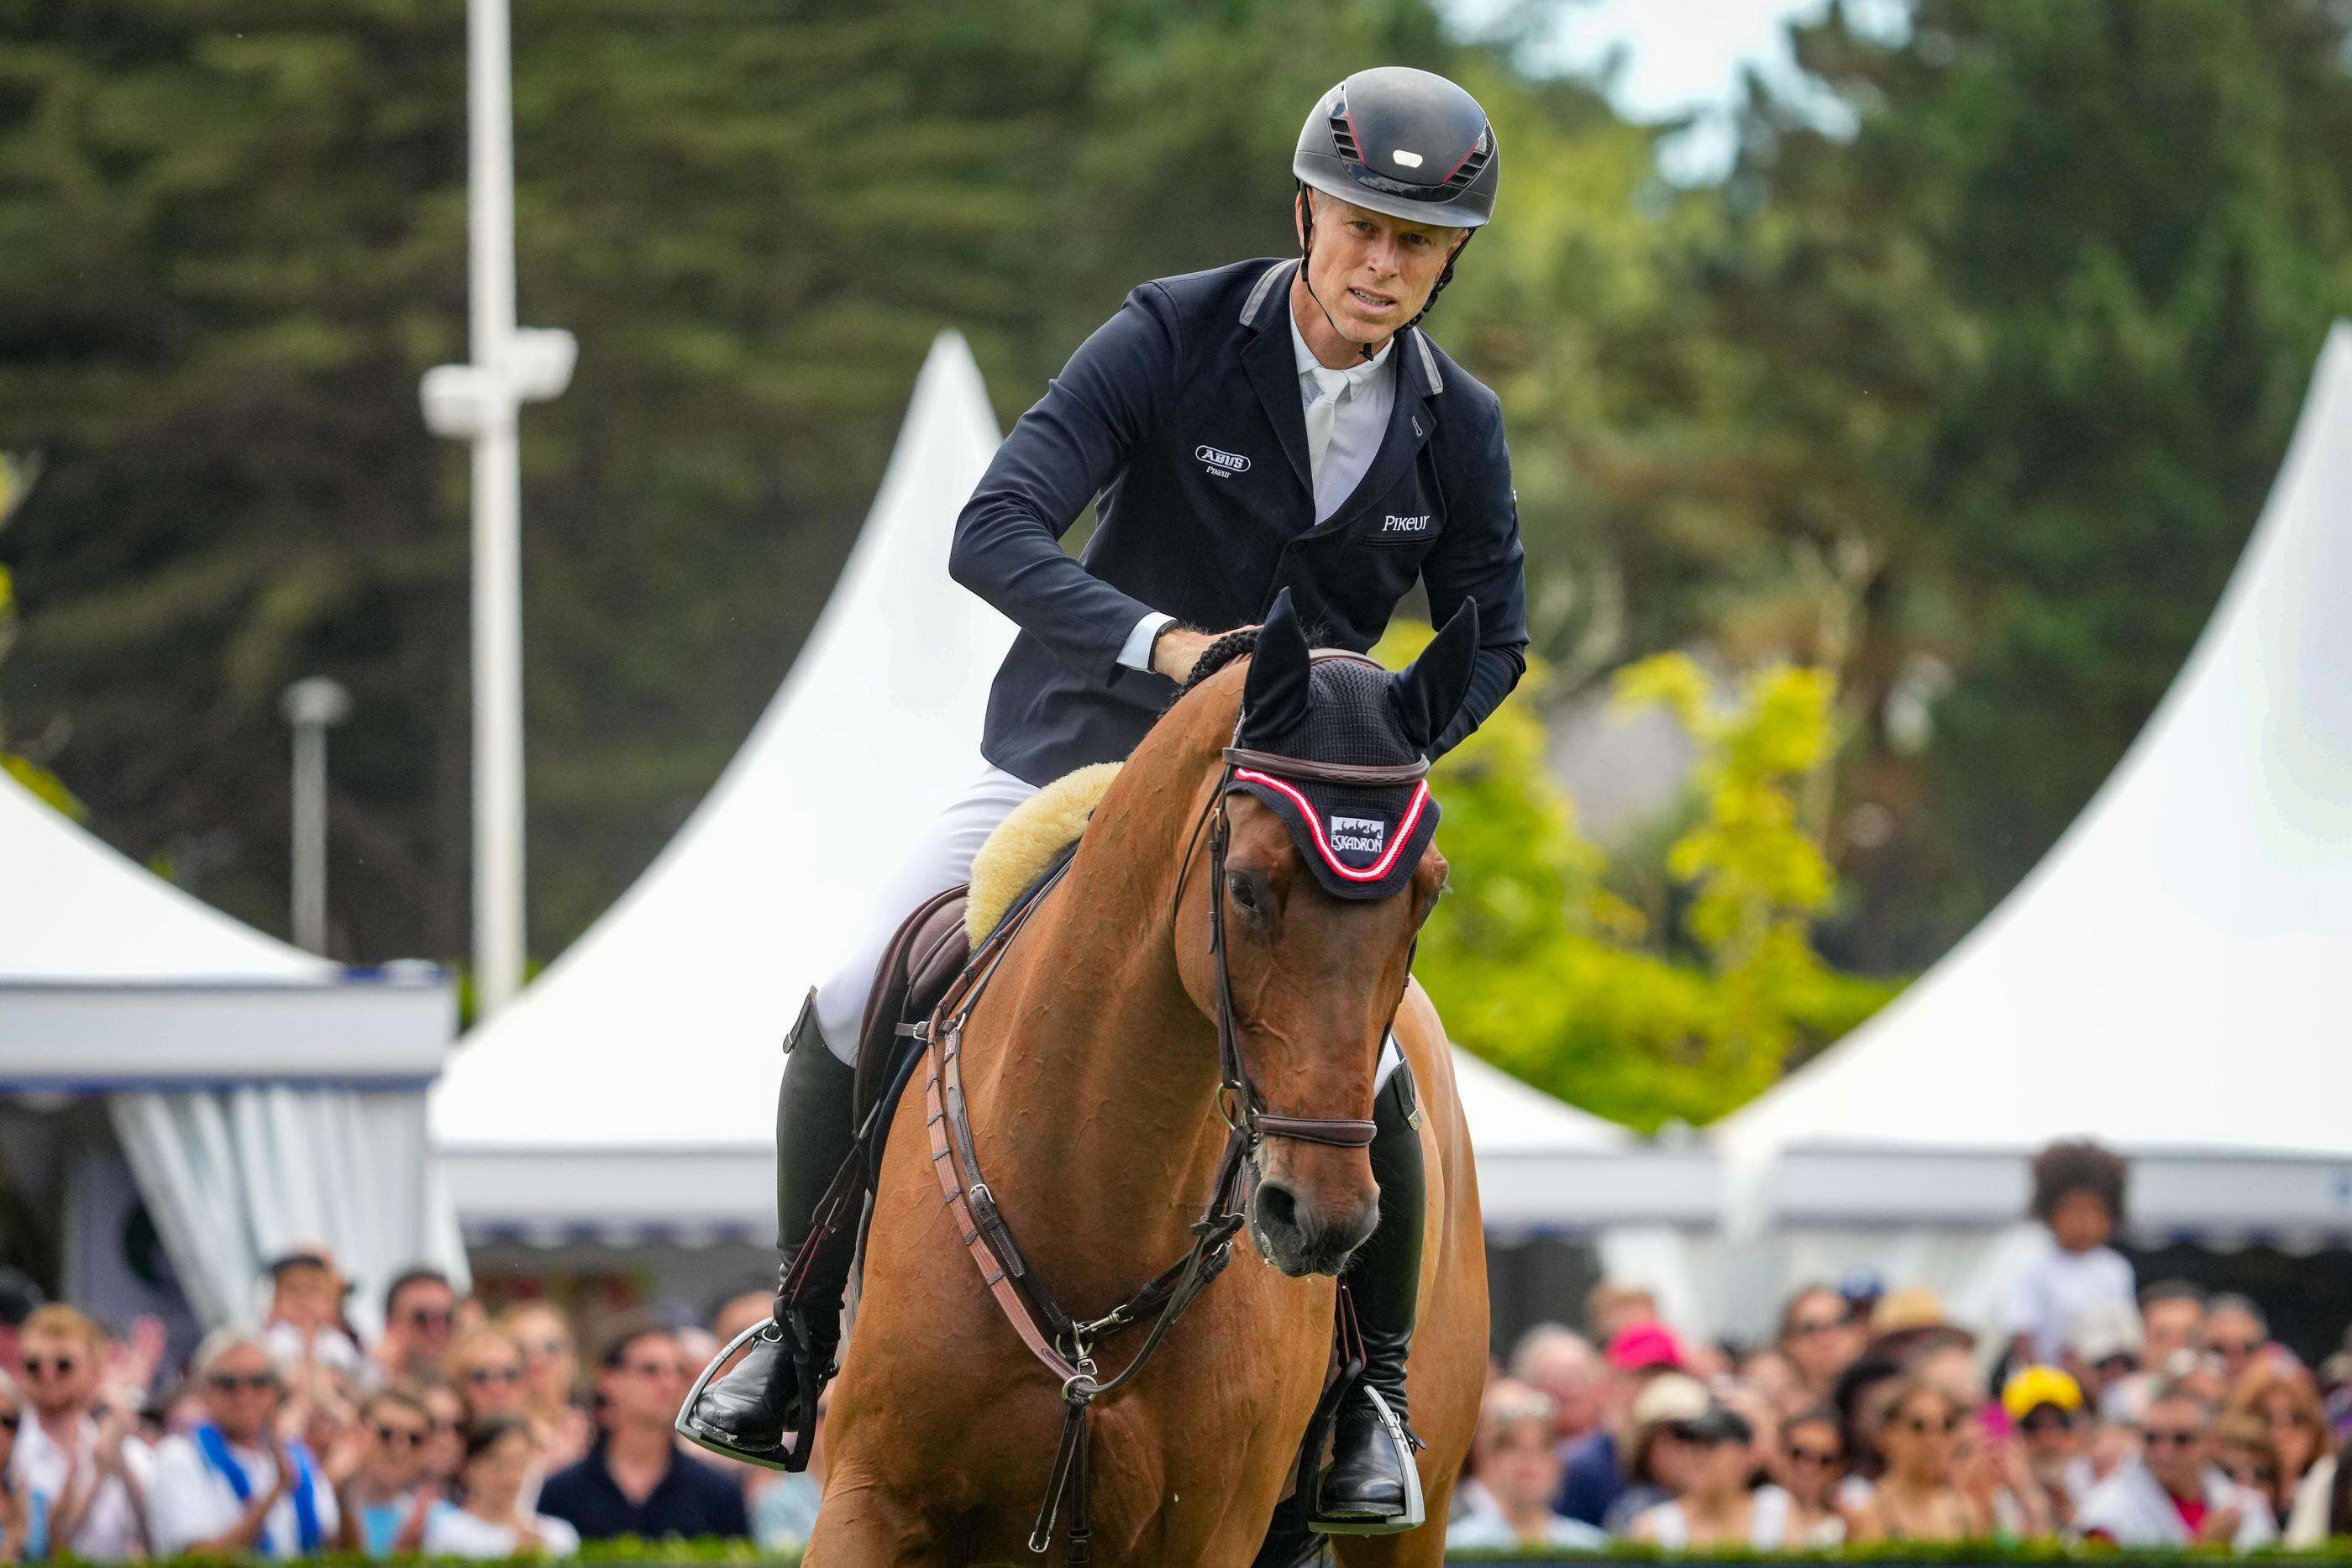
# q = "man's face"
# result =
<box><xmin>19</xmin><ymin>1329</ymin><xmax>97</xmax><ymax>1418</ymax></box>
<box><xmin>2204</xmin><ymin>1307</ymin><xmax>2265</xmax><ymax>1385</ymax></box>
<box><xmin>364</xmin><ymin>1402</ymin><xmax>431</xmax><ymax>1488</ymax></box>
<box><xmin>1524</xmin><ymin>1345</ymin><xmax>1601</xmax><ymax>1441</ymax></box>
<box><xmin>1295</xmin><ymin>193</ymin><xmax>1464</xmax><ymax>348</ymax></box>
<box><xmin>202</xmin><ymin>1345</ymin><xmax>283</xmax><ymax>1445</ymax></box>
<box><xmin>390</xmin><ymin>1282</ymin><xmax>456</xmax><ymax>1358</ymax></box>
<box><xmin>596</xmin><ymin>1333</ymin><xmax>689</xmax><ymax>1429</ymax></box>
<box><xmin>2143</xmin><ymin>1398</ymin><xmax>2213</xmax><ymax>1496</ymax></box>
<box><xmin>2145</xmin><ymin>1298</ymin><xmax>2204</xmax><ymax>1371</ymax></box>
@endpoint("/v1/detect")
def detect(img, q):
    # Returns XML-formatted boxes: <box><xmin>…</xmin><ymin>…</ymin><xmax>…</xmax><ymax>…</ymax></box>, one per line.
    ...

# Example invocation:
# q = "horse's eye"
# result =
<box><xmin>1226</xmin><ymin>872</ymin><xmax>1262</xmax><ymax>916</ymax></box>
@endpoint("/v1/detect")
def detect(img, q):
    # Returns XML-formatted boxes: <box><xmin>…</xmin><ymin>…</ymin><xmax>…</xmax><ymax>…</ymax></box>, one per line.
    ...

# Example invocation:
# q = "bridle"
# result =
<box><xmin>919</xmin><ymin>653</ymin><xmax>1430</xmax><ymax>1564</ymax></box>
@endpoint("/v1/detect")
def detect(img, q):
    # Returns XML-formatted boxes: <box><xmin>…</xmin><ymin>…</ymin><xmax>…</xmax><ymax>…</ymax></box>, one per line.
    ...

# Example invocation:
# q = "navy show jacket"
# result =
<box><xmin>950</xmin><ymin>257</ymin><xmax>1530</xmax><ymax>786</ymax></box>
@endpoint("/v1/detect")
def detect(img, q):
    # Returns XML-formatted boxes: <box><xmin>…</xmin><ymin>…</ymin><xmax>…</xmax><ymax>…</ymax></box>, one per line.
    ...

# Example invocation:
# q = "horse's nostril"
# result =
<box><xmin>1257</xmin><ymin>1180</ymin><xmax>1301</xmax><ymax>1236</ymax></box>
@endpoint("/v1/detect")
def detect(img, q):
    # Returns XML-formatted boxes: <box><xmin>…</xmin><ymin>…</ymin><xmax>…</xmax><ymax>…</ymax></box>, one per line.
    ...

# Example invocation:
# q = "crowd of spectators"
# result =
<box><xmin>4</xmin><ymin>1138</ymin><xmax>2350</xmax><ymax>1560</ymax></box>
<box><xmin>1452</xmin><ymin>1140</ymin><xmax>2352</xmax><ymax>1554</ymax></box>
<box><xmin>0</xmin><ymin>1257</ymin><xmax>811</xmax><ymax>1561</ymax></box>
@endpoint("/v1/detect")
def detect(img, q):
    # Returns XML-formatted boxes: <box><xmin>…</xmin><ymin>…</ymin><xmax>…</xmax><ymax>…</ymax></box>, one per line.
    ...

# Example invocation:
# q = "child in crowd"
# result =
<box><xmin>2004</xmin><ymin>1140</ymin><xmax>2136</xmax><ymax>1367</ymax></box>
<box><xmin>422</xmin><ymin>1417</ymin><xmax>577</xmax><ymax>1559</ymax></box>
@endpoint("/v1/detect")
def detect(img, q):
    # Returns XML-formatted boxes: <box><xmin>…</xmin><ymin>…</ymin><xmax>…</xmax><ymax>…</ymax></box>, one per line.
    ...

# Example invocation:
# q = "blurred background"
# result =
<box><xmin>7</xmin><ymin>2</ymin><xmax>2352</xmax><ymax>1553</ymax></box>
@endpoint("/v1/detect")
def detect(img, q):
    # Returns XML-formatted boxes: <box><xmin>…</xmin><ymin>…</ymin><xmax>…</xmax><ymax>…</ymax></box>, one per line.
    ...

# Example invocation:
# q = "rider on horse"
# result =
<box><xmin>683</xmin><ymin>65</ymin><xmax>1525</xmax><ymax>1534</ymax></box>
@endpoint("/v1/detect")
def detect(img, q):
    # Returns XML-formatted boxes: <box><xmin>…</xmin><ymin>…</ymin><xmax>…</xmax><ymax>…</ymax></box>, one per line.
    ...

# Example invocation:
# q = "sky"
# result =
<box><xmin>1450</xmin><ymin>0</ymin><xmax>1898</xmax><ymax>181</ymax></box>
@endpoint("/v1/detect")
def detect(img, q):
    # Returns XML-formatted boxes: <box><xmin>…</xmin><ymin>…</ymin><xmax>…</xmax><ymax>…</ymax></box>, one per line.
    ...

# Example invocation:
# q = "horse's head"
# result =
<box><xmin>1171</xmin><ymin>589</ymin><xmax>1478</xmax><ymax>1278</ymax></box>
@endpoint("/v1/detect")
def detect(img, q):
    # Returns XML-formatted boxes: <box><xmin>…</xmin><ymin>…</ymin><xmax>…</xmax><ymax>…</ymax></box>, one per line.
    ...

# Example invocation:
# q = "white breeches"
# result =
<box><xmin>811</xmin><ymin>758</ymin><xmax>1405</xmax><ymax>1091</ymax></box>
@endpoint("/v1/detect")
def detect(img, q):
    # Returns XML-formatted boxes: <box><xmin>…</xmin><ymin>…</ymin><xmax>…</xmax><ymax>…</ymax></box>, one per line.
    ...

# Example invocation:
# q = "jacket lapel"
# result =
<box><xmin>1240</xmin><ymin>260</ymin><xmax>1312</xmax><ymax>497</ymax></box>
<box><xmin>1300</xmin><ymin>327</ymin><xmax>1442</xmax><ymax>539</ymax></box>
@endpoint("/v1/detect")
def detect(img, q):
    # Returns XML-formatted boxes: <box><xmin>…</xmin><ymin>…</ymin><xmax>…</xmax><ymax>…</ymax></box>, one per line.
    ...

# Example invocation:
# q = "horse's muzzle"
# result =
<box><xmin>1248</xmin><ymin>1177</ymin><xmax>1377</xmax><ymax>1277</ymax></box>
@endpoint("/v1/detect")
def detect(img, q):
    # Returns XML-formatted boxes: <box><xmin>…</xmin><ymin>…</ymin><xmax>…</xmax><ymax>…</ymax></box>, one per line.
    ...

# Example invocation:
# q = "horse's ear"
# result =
<box><xmin>1389</xmin><ymin>599</ymin><xmax>1479</xmax><ymax>756</ymax></box>
<box><xmin>1238</xmin><ymin>588</ymin><xmax>1312</xmax><ymax>745</ymax></box>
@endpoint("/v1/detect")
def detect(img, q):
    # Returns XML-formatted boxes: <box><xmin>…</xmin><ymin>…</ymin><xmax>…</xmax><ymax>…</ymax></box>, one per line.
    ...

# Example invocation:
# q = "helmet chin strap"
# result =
<box><xmin>1296</xmin><ymin>186</ymin><xmax>1379</xmax><ymax>364</ymax></box>
<box><xmin>1294</xmin><ymin>185</ymin><xmax>1474</xmax><ymax>364</ymax></box>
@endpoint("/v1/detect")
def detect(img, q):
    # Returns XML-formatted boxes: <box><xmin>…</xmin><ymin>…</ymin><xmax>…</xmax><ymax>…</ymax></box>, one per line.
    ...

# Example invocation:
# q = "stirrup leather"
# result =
<box><xmin>1308</xmin><ymin>1387</ymin><xmax>1425</xmax><ymax>1536</ymax></box>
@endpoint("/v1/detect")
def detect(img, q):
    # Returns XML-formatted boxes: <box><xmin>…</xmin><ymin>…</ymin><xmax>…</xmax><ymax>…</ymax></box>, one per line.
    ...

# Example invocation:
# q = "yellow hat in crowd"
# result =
<box><xmin>2002</xmin><ymin>1364</ymin><xmax>2085</xmax><ymax>1422</ymax></box>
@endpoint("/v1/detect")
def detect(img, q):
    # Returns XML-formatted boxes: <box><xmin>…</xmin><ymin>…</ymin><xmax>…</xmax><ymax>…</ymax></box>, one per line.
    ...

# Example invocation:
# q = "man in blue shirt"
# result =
<box><xmin>685</xmin><ymin>66</ymin><xmax>1526</xmax><ymax>1534</ymax></box>
<box><xmin>543</xmin><ymin>1319</ymin><xmax>748</xmax><ymax>1543</ymax></box>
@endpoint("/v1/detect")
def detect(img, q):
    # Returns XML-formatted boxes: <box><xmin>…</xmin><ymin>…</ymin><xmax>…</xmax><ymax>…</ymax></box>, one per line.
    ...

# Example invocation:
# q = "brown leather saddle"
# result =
<box><xmin>845</xmin><ymin>840</ymin><xmax>1080</xmax><ymax>1177</ymax></box>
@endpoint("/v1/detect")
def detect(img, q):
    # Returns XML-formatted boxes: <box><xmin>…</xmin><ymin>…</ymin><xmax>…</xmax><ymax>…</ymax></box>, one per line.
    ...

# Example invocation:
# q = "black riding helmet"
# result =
<box><xmin>1292</xmin><ymin>67</ymin><xmax>1499</xmax><ymax>350</ymax></box>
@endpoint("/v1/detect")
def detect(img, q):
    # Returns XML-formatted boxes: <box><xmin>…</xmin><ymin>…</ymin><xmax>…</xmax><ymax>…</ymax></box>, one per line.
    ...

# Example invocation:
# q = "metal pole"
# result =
<box><xmin>291</xmin><ymin>721</ymin><xmax>327</xmax><ymax>952</ymax></box>
<box><xmin>468</xmin><ymin>0</ymin><xmax>525</xmax><ymax>1014</ymax></box>
<box><xmin>423</xmin><ymin>0</ymin><xmax>570</xmax><ymax>1016</ymax></box>
<box><xmin>281</xmin><ymin>678</ymin><xmax>351</xmax><ymax>956</ymax></box>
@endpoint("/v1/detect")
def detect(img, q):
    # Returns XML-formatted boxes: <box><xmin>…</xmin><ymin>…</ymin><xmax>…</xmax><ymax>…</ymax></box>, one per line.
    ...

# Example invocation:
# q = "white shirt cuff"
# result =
<box><xmin>1117</xmin><ymin>611</ymin><xmax>1176</xmax><ymax>674</ymax></box>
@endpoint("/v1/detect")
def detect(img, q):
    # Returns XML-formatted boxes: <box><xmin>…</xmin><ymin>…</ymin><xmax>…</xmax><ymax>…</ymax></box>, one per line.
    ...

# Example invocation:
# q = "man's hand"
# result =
<box><xmin>1150</xmin><ymin>623</ymin><xmax>1257</xmax><ymax>684</ymax></box>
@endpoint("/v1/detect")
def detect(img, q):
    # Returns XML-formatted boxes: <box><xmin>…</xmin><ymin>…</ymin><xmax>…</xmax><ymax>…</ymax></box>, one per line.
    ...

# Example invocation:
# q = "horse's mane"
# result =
<box><xmin>1168</xmin><ymin>611</ymin><xmax>1336</xmax><ymax>705</ymax></box>
<box><xmin>1173</xmin><ymin>626</ymin><xmax>1259</xmax><ymax>700</ymax></box>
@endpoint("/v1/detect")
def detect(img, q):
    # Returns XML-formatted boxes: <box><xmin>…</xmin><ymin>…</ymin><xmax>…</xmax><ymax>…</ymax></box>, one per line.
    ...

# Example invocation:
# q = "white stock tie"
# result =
<box><xmin>1304</xmin><ymin>364</ymin><xmax>1351</xmax><ymax>478</ymax></box>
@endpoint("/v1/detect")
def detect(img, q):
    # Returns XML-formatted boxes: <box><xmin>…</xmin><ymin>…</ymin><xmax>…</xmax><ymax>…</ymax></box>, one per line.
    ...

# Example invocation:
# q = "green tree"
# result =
<box><xmin>1379</xmin><ymin>624</ymin><xmax>1892</xmax><ymax>1131</ymax></box>
<box><xmin>1703</xmin><ymin>0</ymin><xmax>2352</xmax><ymax>965</ymax></box>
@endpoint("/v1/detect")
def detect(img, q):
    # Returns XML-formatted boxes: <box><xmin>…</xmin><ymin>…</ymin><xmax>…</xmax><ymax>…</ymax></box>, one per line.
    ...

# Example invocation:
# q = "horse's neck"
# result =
<box><xmin>962</xmin><ymin>815</ymin><xmax>1229</xmax><ymax>1311</ymax></box>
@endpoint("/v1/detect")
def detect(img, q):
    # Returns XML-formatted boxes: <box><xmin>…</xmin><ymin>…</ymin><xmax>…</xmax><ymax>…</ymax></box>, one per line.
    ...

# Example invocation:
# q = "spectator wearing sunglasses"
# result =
<box><xmin>2076</xmin><ymin>1381</ymin><xmax>2275</xmax><ymax>1549</ymax></box>
<box><xmin>2003</xmin><ymin>1366</ymin><xmax>2093</xmax><ymax>1523</ymax></box>
<box><xmin>1777</xmin><ymin>1286</ymin><xmax>1865</xmax><ymax>1406</ymax></box>
<box><xmin>8</xmin><ymin>1305</ymin><xmax>152</xmax><ymax>1561</ymax></box>
<box><xmin>150</xmin><ymin>1329</ymin><xmax>339</xmax><ymax>1557</ymax></box>
<box><xmin>538</xmin><ymin>1316</ymin><xmax>748</xmax><ymax>1544</ymax></box>
<box><xmin>1627</xmin><ymin>1405</ymin><xmax>1797</xmax><ymax>1550</ymax></box>
<box><xmin>2003</xmin><ymin>1141</ymin><xmax>2136</xmax><ymax>1369</ymax></box>
<box><xmin>375</xmin><ymin>1269</ymin><xmax>459</xmax><ymax>1389</ymax></box>
<box><xmin>2079</xmin><ymin>1382</ymin><xmax>2276</xmax><ymax>1542</ymax></box>
<box><xmin>1766</xmin><ymin>1407</ymin><xmax>1848</xmax><ymax>1546</ymax></box>
<box><xmin>419</xmin><ymin>1386</ymin><xmax>466</xmax><ymax>1490</ymax></box>
<box><xmin>2061</xmin><ymin>1299</ymin><xmax>2143</xmax><ymax>1419</ymax></box>
<box><xmin>2227</xmin><ymin>1364</ymin><xmax>2331</xmax><ymax>1528</ymax></box>
<box><xmin>333</xmin><ymin>1389</ymin><xmax>436</xmax><ymax>1557</ymax></box>
<box><xmin>446</xmin><ymin>1328</ymin><xmax>528</xmax><ymax>1431</ymax></box>
<box><xmin>497</xmin><ymin>1304</ymin><xmax>590</xmax><ymax>1471</ymax></box>
<box><xmin>2203</xmin><ymin>1295</ymin><xmax>2276</xmax><ymax>1395</ymax></box>
<box><xmin>1846</xmin><ymin>1376</ymin><xmax>1986</xmax><ymax>1543</ymax></box>
<box><xmin>0</xmin><ymin>1368</ymin><xmax>38</xmax><ymax>1563</ymax></box>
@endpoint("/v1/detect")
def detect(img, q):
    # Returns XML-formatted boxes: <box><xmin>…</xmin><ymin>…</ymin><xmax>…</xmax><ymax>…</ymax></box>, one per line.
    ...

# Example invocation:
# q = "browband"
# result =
<box><xmin>1221</xmin><ymin>747</ymin><xmax>1430</xmax><ymax>786</ymax></box>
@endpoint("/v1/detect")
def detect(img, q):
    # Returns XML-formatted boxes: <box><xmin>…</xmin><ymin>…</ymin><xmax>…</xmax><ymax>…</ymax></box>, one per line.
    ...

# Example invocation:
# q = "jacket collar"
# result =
<box><xmin>1240</xmin><ymin>260</ymin><xmax>1442</xmax><ymax>511</ymax></box>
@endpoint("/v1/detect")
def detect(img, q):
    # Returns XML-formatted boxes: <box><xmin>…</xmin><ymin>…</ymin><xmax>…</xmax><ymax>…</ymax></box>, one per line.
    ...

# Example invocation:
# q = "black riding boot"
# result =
<box><xmin>1312</xmin><ymin>1061</ymin><xmax>1425</xmax><ymax>1534</ymax></box>
<box><xmin>676</xmin><ymin>990</ymin><xmax>859</xmax><ymax>1471</ymax></box>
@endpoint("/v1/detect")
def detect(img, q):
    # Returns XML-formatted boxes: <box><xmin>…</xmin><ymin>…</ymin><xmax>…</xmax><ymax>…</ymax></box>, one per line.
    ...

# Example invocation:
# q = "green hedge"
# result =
<box><xmin>102</xmin><ymin>1538</ymin><xmax>2351</xmax><ymax>1566</ymax></box>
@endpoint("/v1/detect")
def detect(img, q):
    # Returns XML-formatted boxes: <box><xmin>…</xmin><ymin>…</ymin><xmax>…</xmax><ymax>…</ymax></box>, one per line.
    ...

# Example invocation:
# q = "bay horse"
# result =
<box><xmin>806</xmin><ymin>592</ymin><xmax>1489</xmax><ymax>1565</ymax></box>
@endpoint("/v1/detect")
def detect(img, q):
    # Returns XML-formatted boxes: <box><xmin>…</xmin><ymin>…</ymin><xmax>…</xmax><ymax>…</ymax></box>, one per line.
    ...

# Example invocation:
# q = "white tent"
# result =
<box><xmin>433</xmin><ymin>333</ymin><xmax>1020</xmax><ymax>1235</ymax></box>
<box><xmin>2</xmin><ymin>770</ymin><xmax>462</xmax><ymax>1330</ymax></box>
<box><xmin>436</xmin><ymin>332</ymin><xmax>1720</xmax><ymax>1249</ymax></box>
<box><xmin>1715</xmin><ymin>323</ymin><xmax>2352</xmax><ymax>1327</ymax></box>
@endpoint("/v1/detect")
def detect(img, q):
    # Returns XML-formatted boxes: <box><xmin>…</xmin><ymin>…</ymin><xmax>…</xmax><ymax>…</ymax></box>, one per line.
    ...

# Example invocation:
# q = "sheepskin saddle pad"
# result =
<box><xmin>964</xmin><ymin>762</ymin><xmax>1123</xmax><ymax>946</ymax></box>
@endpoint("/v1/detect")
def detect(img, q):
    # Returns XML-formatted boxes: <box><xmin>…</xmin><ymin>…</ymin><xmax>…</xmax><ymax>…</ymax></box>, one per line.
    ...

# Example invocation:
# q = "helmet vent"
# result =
<box><xmin>1440</xmin><ymin>132</ymin><xmax>1492</xmax><ymax>193</ymax></box>
<box><xmin>1328</xmin><ymin>109</ymin><xmax>1363</xmax><ymax>165</ymax></box>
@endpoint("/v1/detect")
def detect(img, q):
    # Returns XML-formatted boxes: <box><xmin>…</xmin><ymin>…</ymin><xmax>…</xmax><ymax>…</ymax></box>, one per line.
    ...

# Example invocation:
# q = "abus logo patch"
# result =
<box><xmin>1329</xmin><ymin>815</ymin><xmax>1387</xmax><ymax>855</ymax></box>
<box><xmin>1195</xmin><ymin>445</ymin><xmax>1250</xmax><ymax>476</ymax></box>
<box><xmin>1380</xmin><ymin>513</ymin><xmax>1431</xmax><ymax>534</ymax></box>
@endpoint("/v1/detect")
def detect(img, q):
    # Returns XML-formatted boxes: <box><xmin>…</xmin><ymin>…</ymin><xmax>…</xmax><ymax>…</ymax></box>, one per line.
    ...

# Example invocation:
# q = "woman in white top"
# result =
<box><xmin>422</xmin><ymin>1417</ymin><xmax>579</xmax><ymax>1560</ymax></box>
<box><xmin>1630</xmin><ymin>1405</ymin><xmax>1796</xmax><ymax>1550</ymax></box>
<box><xmin>1444</xmin><ymin>1381</ymin><xmax>1607</xmax><ymax>1552</ymax></box>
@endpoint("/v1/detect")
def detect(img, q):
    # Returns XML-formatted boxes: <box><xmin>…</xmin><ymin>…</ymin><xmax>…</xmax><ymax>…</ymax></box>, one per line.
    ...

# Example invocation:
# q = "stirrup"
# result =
<box><xmin>673</xmin><ymin>1319</ymin><xmax>829</xmax><ymax>1473</ymax></box>
<box><xmin>1307</xmin><ymin>1387</ymin><xmax>1425</xmax><ymax>1536</ymax></box>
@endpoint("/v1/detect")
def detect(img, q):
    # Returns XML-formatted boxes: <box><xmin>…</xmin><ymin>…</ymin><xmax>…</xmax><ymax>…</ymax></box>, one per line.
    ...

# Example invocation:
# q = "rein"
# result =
<box><xmin>917</xmin><ymin>709</ymin><xmax>1428</xmax><ymax>1563</ymax></box>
